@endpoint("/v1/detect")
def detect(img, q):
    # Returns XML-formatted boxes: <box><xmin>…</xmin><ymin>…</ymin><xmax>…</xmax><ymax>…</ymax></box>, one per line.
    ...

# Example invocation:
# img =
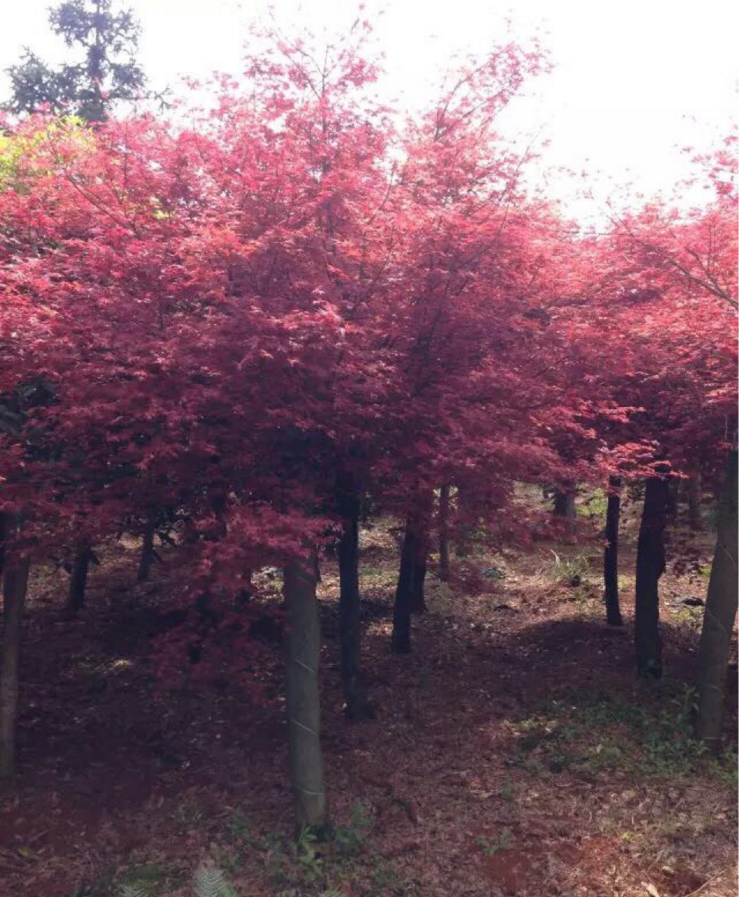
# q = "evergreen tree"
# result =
<box><xmin>4</xmin><ymin>0</ymin><xmax>147</xmax><ymax>122</ymax></box>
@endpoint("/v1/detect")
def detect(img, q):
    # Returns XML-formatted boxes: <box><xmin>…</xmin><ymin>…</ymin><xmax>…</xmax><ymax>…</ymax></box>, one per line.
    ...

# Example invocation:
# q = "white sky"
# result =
<box><xmin>1</xmin><ymin>0</ymin><xmax>736</xmax><ymax>223</ymax></box>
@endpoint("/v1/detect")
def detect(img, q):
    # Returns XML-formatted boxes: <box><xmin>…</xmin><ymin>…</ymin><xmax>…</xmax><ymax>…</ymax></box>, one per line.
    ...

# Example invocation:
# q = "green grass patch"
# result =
<box><xmin>214</xmin><ymin>803</ymin><xmax>412</xmax><ymax>897</ymax></box>
<box><xmin>510</xmin><ymin>685</ymin><xmax>737</xmax><ymax>786</ymax></box>
<box><xmin>577</xmin><ymin>489</ymin><xmax>608</xmax><ymax>519</ymax></box>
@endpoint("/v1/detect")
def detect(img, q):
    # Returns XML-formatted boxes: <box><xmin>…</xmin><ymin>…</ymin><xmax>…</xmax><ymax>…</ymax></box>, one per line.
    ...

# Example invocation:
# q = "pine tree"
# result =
<box><xmin>4</xmin><ymin>0</ymin><xmax>147</xmax><ymax>122</ymax></box>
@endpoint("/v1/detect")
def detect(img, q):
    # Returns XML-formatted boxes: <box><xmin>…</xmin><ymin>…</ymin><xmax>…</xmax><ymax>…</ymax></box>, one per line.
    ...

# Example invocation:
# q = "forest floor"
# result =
<box><xmin>0</xmin><ymin>492</ymin><xmax>736</xmax><ymax>897</ymax></box>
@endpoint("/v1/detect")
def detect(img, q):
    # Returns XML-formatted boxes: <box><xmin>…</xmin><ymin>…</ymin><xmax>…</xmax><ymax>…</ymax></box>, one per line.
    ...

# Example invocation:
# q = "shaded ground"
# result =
<box><xmin>0</xmin><ymin>496</ymin><xmax>736</xmax><ymax>897</ymax></box>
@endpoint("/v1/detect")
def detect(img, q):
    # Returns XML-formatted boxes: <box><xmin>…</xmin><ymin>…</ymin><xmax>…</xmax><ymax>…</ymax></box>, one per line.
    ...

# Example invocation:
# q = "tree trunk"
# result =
<box><xmin>283</xmin><ymin>555</ymin><xmax>329</xmax><ymax>834</ymax></box>
<box><xmin>391</xmin><ymin>516</ymin><xmax>417</xmax><ymax>654</ymax></box>
<box><xmin>0</xmin><ymin>554</ymin><xmax>30</xmax><ymax>778</ymax></box>
<box><xmin>236</xmin><ymin>568</ymin><xmax>254</xmax><ymax>608</ymax></box>
<box><xmin>687</xmin><ymin>474</ymin><xmax>703</xmax><ymax>531</ymax></box>
<box><xmin>0</xmin><ymin>512</ymin><xmax>6</xmax><ymax>586</ymax></box>
<box><xmin>409</xmin><ymin>525</ymin><xmax>428</xmax><ymax>614</ymax></box>
<box><xmin>337</xmin><ymin>483</ymin><xmax>374</xmax><ymax>720</ymax></box>
<box><xmin>635</xmin><ymin>468</ymin><xmax>670</xmax><ymax>679</ymax></box>
<box><xmin>137</xmin><ymin>508</ymin><xmax>157</xmax><ymax>582</ymax></box>
<box><xmin>67</xmin><ymin>542</ymin><xmax>92</xmax><ymax>614</ymax></box>
<box><xmin>666</xmin><ymin>475</ymin><xmax>681</xmax><ymax>520</ymax></box>
<box><xmin>695</xmin><ymin>450</ymin><xmax>738</xmax><ymax>749</ymax></box>
<box><xmin>604</xmin><ymin>476</ymin><xmax>623</xmax><ymax>626</ymax></box>
<box><xmin>553</xmin><ymin>488</ymin><xmax>576</xmax><ymax>519</ymax></box>
<box><xmin>455</xmin><ymin>484</ymin><xmax>474</xmax><ymax>557</ymax></box>
<box><xmin>438</xmin><ymin>484</ymin><xmax>451</xmax><ymax>582</ymax></box>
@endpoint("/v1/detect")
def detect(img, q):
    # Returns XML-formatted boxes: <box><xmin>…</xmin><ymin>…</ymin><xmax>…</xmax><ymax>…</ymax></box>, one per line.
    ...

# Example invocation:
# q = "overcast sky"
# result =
<box><xmin>0</xmin><ymin>0</ymin><xmax>736</xmax><ymax>222</ymax></box>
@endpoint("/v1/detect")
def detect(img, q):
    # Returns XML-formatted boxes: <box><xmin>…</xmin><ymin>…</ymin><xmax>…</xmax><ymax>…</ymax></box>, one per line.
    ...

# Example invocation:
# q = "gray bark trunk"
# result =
<box><xmin>67</xmin><ymin>542</ymin><xmax>91</xmax><ymax>614</ymax></box>
<box><xmin>0</xmin><ymin>512</ymin><xmax>7</xmax><ymax>588</ymax></box>
<box><xmin>687</xmin><ymin>474</ymin><xmax>703</xmax><ymax>531</ymax></box>
<box><xmin>284</xmin><ymin>555</ymin><xmax>329</xmax><ymax>834</ymax></box>
<box><xmin>635</xmin><ymin>469</ymin><xmax>670</xmax><ymax>679</ymax></box>
<box><xmin>695</xmin><ymin>450</ymin><xmax>738</xmax><ymax>749</ymax></box>
<box><xmin>438</xmin><ymin>484</ymin><xmax>450</xmax><ymax>582</ymax></box>
<box><xmin>604</xmin><ymin>476</ymin><xmax>623</xmax><ymax>626</ymax></box>
<box><xmin>0</xmin><ymin>554</ymin><xmax>30</xmax><ymax>777</ymax></box>
<box><xmin>137</xmin><ymin>508</ymin><xmax>157</xmax><ymax>582</ymax></box>
<box><xmin>337</xmin><ymin>483</ymin><xmax>374</xmax><ymax>720</ymax></box>
<box><xmin>391</xmin><ymin>518</ymin><xmax>416</xmax><ymax>653</ymax></box>
<box><xmin>665</xmin><ymin>475</ymin><xmax>681</xmax><ymax>520</ymax></box>
<box><xmin>553</xmin><ymin>488</ymin><xmax>576</xmax><ymax>519</ymax></box>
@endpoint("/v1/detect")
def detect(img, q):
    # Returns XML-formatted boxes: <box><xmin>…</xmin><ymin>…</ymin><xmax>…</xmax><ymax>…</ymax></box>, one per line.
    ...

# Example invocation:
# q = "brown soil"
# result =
<box><xmin>0</xmin><ymin>502</ymin><xmax>736</xmax><ymax>897</ymax></box>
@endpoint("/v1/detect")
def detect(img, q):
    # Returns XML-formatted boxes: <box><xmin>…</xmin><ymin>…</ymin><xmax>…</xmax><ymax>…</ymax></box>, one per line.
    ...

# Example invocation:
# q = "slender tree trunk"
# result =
<box><xmin>635</xmin><ymin>468</ymin><xmax>670</xmax><ymax>679</ymax></box>
<box><xmin>409</xmin><ymin>525</ymin><xmax>428</xmax><ymax>614</ymax></box>
<box><xmin>283</xmin><ymin>554</ymin><xmax>329</xmax><ymax>834</ymax></box>
<box><xmin>604</xmin><ymin>476</ymin><xmax>623</xmax><ymax>626</ymax></box>
<box><xmin>695</xmin><ymin>450</ymin><xmax>738</xmax><ymax>749</ymax></box>
<box><xmin>687</xmin><ymin>474</ymin><xmax>703</xmax><ymax>531</ymax></box>
<box><xmin>455</xmin><ymin>484</ymin><xmax>474</xmax><ymax>557</ymax></box>
<box><xmin>236</xmin><ymin>568</ymin><xmax>254</xmax><ymax>608</ymax></box>
<box><xmin>666</xmin><ymin>475</ymin><xmax>681</xmax><ymax>520</ymax></box>
<box><xmin>337</xmin><ymin>481</ymin><xmax>374</xmax><ymax>720</ymax></box>
<box><xmin>0</xmin><ymin>554</ymin><xmax>30</xmax><ymax>778</ymax></box>
<box><xmin>553</xmin><ymin>487</ymin><xmax>576</xmax><ymax>519</ymax></box>
<box><xmin>137</xmin><ymin>508</ymin><xmax>157</xmax><ymax>582</ymax></box>
<box><xmin>392</xmin><ymin>516</ymin><xmax>417</xmax><ymax>654</ymax></box>
<box><xmin>0</xmin><ymin>512</ymin><xmax>6</xmax><ymax>586</ymax></box>
<box><xmin>67</xmin><ymin>542</ymin><xmax>91</xmax><ymax>614</ymax></box>
<box><xmin>438</xmin><ymin>484</ymin><xmax>451</xmax><ymax>582</ymax></box>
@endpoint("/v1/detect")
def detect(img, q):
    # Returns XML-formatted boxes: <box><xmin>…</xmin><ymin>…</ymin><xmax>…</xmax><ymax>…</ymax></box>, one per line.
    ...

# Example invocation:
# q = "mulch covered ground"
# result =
<box><xmin>0</xmin><ymin>507</ymin><xmax>736</xmax><ymax>897</ymax></box>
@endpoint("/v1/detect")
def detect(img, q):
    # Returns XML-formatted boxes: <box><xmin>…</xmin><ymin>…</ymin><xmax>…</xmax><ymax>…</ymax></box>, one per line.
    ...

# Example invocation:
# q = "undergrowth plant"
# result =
<box><xmin>118</xmin><ymin>863</ymin><xmax>237</xmax><ymax>897</ymax></box>
<box><xmin>548</xmin><ymin>550</ymin><xmax>591</xmax><ymax>585</ymax></box>
<box><xmin>511</xmin><ymin>685</ymin><xmax>737</xmax><ymax>785</ymax></box>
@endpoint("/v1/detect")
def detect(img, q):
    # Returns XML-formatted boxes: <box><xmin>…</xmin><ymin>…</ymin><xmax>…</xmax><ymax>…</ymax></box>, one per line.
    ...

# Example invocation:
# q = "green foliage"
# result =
<box><xmin>334</xmin><ymin>803</ymin><xmax>371</xmax><ymax>856</ymax></box>
<box><xmin>193</xmin><ymin>864</ymin><xmax>237</xmax><ymax>897</ymax></box>
<box><xmin>224</xmin><ymin>805</ymin><xmax>410</xmax><ymax>897</ymax></box>
<box><xmin>548</xmin><ymin>550</ymin><xmax>590</xmax><ymax>585</ymax></box>
<box><xmin>118</xmin><ymin>887</ymin><xmax>148</xmax><ymax>897</ymax></box>
<box><xmin>0</xmin><ymin>117</ymin><xmax>93</xmax><ymax>192</ymax></box>
<box><xmin>672</xmin><ymin>603</ymin><xmax>704</xmax><ymax>630</ymax></box>
<box><xmin>116</xmin><ymin>863</ymin><xmax>175</xmax><ymax>897</ymax></box>
<box><xmin>577</xmin><ymin>488</ymin><xmax>608</xmax><ymax>519</ymax></box>
<box><xmin>225</xmin><ymin>809</ymin><xmax>260</xmax><ymax>849</ymax></box>
<box><xmin>178</xmin><ymin>797</ymin><xmax>205</xmax><ymax>828</ymax></box>
<box><xmin>511</xmin><ymin>685</ymin><xmax>737</xmax><ymax>785</ymax></box>
<box><xmin>294</xmin><ymin>825</ymin><xmax>325</xmax><ymax>882</ymax></box>
<box><xmin>476</xmin><ymin>828</ymin><xmax>512</xmax><ymax>856</ymax></box>
<box><xmin>4</xmin><ymin>0</ymin><xmax>148</xmax><ymax>121</ymax></box>
<box><xmin>498</xmin><ymin>778</ymin><xmax>514</xmax><ymax>801</ymax></box>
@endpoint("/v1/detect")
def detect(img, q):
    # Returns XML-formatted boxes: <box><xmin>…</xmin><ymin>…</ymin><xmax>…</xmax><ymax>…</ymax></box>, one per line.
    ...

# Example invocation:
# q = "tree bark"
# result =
<box><xmin>391</xmin><ymin>516</ymin><xmax>417</xmax><ymax>654</ymax></box>
<box><xmin>687</xmin><ymin>473</ymin><xmax>703</xmax><ymax>531</ymax></box>
<box><xmin>236</xmin><ymin>568</ymin><xmax>254</xmax><ymax>607</ymax></box>
<box><xmin>604</xmin><ymin>476</ymin><xmax>623</xmax><ymax>626</ymax></box>
<box><xmin>0</xmin><ymin>512</ymin><xmax>6</xmax><ymax>587</ymax></box>
<box><xmin>67</xmin><ymin>542</ymin><xmax>91</xmax><ymax>614</ymax></box>
<box><xmin>409</xmin><ymin>525</ymin><xmax>428</xmax><ymax>614</ymax></box>
<box><xmin>438</xmin><ymin>484</ymin><xmax>451</xmax><ymax>582</ymax></box>
<box><xmin>137</xmin><ymin>507</ymin><xmax>157</xmax><ymax>582</ymax></box>
<box><xmin>635</xmin><ymin>468</ymin><xmax>670</xmax><ymax>679</ymax></box>
<box><xmin>553</xmin><ymin>488</ymin><xmax>576</xmax><ymax>519</ymax></box>
<box><xmin>0</xmin><ymin>554</ymin><xmax>30</xmax><ymax>778</ymax></box>
<box><xmin>695</xmin><ymin>450</ymin><xmax>738</xmax><ymax>749</ymax></box>
<box><xmin>283</xmin><ymin>554</ymin><xmax>329</xmax><ymax>834</ymax></box>
<box><xmin>337</xmin><ymin>482</ymin><xmax>374</xmax><ymax>720</ymax></box>
<box><xmin>455</xmin><ymin>483</ymin><xmax>474</xmax><ymax>557</ymax></box>
<box><xmin>666</xmin><ymin>475</ymin><xmax>681</xmax><ymax>520</ymax></box>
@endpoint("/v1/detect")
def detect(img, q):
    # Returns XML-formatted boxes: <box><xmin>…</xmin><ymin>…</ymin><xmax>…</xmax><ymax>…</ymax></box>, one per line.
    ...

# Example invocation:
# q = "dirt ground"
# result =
<box><xmin>0</xmin><ymin>494</ymin><xmax>736</xmax><ymax>897</ymax></box>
